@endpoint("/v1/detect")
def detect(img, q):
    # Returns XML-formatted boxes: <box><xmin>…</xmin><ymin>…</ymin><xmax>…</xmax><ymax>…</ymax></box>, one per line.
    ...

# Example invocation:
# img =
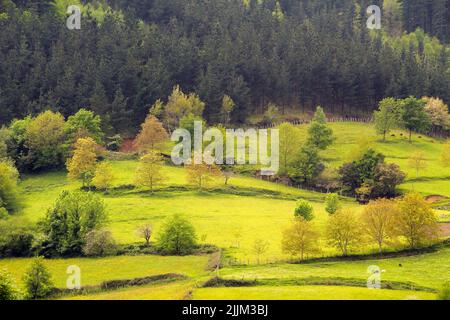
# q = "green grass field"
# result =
<box><xmin>192</xmin><ymin>286</ymin><xmax>436</xmax><ymax>300</ymax></box>
<box><xmin>0</xmin><ymin>255</ymin><xmax>209</xmax><ymax>288</ymax></box>
<box><xmin>2</xmin><ymin>122</ymin><xmax>449</xmax><ymax>300</ymax></box>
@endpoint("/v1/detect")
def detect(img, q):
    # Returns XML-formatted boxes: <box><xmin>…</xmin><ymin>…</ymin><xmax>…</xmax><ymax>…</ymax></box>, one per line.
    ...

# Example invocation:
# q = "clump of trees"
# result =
<box><xmin>338</xmin><ymin>149</ymin><xmax>405</xmax><ymax>201</ymax></box>
<box><xmin>287</xmin><ymin>192</ymin><xmax>441</xmax><ymax>259</ymax></box>
<box><xmin>1</xmin><ymin>109</ymin><xmax>105</xmax><ymax>173</ymax></box>
<box><xmin>289</xmin><ymin>106</ymin><xmax>333</xmax><ymax>186</ymax></box>
<box><xmin>0</xmin><ymin>219</ymin><xmax>35</xmax><ymax>258</ymax></box>
<box><xmin>40</xmin><ymin>191</ymin><xmax>108</xmax><ymax>257</ymax></box>
<box><xmin>374</xmin><ymin>96</ymin><xmax>449</xmax><ymax>143</ymax></box>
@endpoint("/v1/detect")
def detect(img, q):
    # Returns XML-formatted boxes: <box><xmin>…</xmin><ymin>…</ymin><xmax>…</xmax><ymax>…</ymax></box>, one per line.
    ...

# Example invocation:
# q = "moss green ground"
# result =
<box><xmin>1</xmin><ymin>122</ymin><xmax>449</xmax><ymax>300</ymax></box>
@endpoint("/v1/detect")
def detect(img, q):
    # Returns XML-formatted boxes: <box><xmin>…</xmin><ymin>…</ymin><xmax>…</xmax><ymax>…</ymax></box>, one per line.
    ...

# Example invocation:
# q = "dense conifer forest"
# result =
<box><xmin>1</xmin><ymin>0</ymin><xmax>450</xmax><ymax>130</ymax></box>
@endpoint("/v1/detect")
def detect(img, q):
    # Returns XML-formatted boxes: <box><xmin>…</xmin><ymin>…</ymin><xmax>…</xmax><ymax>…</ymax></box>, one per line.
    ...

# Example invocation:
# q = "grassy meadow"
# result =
<box><xmin>2</xmin><ymin>122</ymin><xmax>449</xmax><ymax>300</ymax></box>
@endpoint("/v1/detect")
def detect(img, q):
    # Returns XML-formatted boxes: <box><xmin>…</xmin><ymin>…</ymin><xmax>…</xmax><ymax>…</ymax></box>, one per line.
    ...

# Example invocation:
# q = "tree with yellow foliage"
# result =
<box><xmin>282</xmin><ymin>217</ymin><xmax>320</xmax><ymax>261</ymax></box>
<box><xmin>134</xmin><ymin>151</ymin><xmax>166</xmax><ymax>194</ymax></box>
<box><xmin>164</xmin><ymin>85</ymin><xmax>205</xmax><ymax>130</ymax></box>
<box><xmin>395</xmin><ymin>193</ymin><xmax>439</xmax><ymax>248</ymax></box>
<box><xmin>92</xmin><ymin>162</ymin><xmax>115</xmax><ymax>191</ymax></box>
<box><xmin>186</xmin><ymin>161</ymin><xmax>221</xmax><ymax>191</ymax></box>
<box><xmin>26</xmin><ymin>110</ymin><xmax>66</xmax><ymax>170</ymax></box>
<box><xmin>326</xmin><ymin>210</ymin><xmax>363</xmax><ymax>256</ymax></box>
<box><xmin>133</xmin><ymin>115</ymin><xmax>168</xmax><ymax>153</ymax></box>
<box><xmin>361</xmin><ymin>199</ymin><xmax>397</xmax><ymax>253</ymax></box>
<box><xmin>66</xmin><ymin>137</ymin><xmax>99</xmax><ymax>188</ymax></box>
<box><xmin>221</xmin><ymin>95</ymin><xmax>235</xmax><ymax>124</ymax></box>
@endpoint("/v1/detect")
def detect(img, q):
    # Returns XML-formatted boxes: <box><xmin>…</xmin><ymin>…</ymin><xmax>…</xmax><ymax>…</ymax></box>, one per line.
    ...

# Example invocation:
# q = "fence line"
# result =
<box><xmin>258</xmin><ymin>117</ymin><xmax>448</xmax><ymax>138</ymax></box>
<box><xmin>258</xmin><ymin>116</ymin><xmax>373</xmax><ymax>129</ymax></box>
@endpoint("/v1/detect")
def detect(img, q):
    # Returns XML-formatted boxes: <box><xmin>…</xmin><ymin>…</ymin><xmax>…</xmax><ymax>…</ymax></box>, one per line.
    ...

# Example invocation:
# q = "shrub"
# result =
<box><xmin>294</xmin><ymin>200</ymin><xmax>314</xmax><ymax>221</ymax></box>
<box><xmin>325</xmin><ymin>193</ymin><xmax>341</xmax><ymax>215</ymax></box>
<box><xmin>0</xmin><ymin>268</ymin><xmax>20</xmax><ymax>300</ymax></box>
<box><xmin>0</xmin><ymin>233</ymin><xmax>34</xmax><ymax>258</ymax></box>
<box><xmin>83</xmin><ymin>229</ymin><xmax>117</xmax><ymax>257</ymax></box>
<box><xmin>23</xmin><ymin>257</ymin><xmax>54</xmax><ymax>300</ymax></box>
<box><xmin>0</xmin><ymin>220</ymin><xmax>35</xmax><ymax>258</ymax></box>
<box><xmin>157</xmin><ymin>214</ymin><xmax>197</xmax><ymax>255</ymax></box>
<box><xmin>0</xmin><ymin>160</ymin><xmax>20</xmax><ymax>215</ymax></box>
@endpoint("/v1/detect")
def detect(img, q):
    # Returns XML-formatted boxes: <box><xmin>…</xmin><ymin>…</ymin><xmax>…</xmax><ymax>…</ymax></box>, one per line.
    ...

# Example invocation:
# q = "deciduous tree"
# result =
<box><xmin>25</xmin><ymin>111</ymin><xmax>66</xmax><ymax>170</ymax></box>
<box><xmin>282</xmin><ymin>217</ymin><xmax>319</xmax><ymax>261</ymax></box>
<box><xmin>92</xmin><ymin>162</ymin><xmax>115</xmax><ymax>190</ymax></box>
<box><xmin>361</xmin><ymin>199</ymin><xmax>397</xmax><ymax>253</ymax></box>
<box><xmin>134</xmin><ymin>151</ymin><xmax>166</xmax><ymax>193</ymax></box>
<box><xmin>134</xmin><ymin>115</ymin><xmax>168</xmax><ymax>153</ymax></box>
<box><xmin>294</xmin><ymin>200</ymin><xmax>314</xmax><ymax>221</ymax></box>
<box><xmin>408</xmin><ymin>151</ymin><xmax>427</xmax><ymax>178</ymax></box>
<box><xmin>164</xmin><ymin>86</ymin><xmax>205</xmax><ymax>130</ymax></box>
<box><xmin>394</xmin><ymin>193</ymin><xmax>439</xmax><ymax>248</ymax></box>
<box><xmin>137</xmin><ymin>224</ymin><xmax>153</xmax><ymax>246</ymax></box>
<box><xmin>325</xmin><ymin>193</ymin><xmax>341</xmax><ymax>215</ymax></box>
<box><xmin>65</xmin><ymin>109</ymin><xmax>103</xmax><ymax>146</ymax></box>
<box><xmin>157</xmin><ymin>214</ymin><xmax>197</xmax><ymax>255</ymax></box>
<box><xmin>400</xmin><ymin>97</ymin><xmax>430</xmax><ymax>143</ymax></box>
<box><xmin>374</xmin><ymin>97</ymin><xmax>401</xmax><ymax>141</ymax></box>
<box><xmin>279</xmin><ymin>123</ymin><xmax>301</xmax><ymax>175</ymax></box>
<box><xmin>186</xmin><ymin>161</ymin><xmax>221</xmax><ymax>191</ymax></box>
<box><xmin>326</xmin><ymin>210</ymin><xmax>363</xmax><ymax>256</ymax></box>
<box><xmin>66</xmin><ymin>137</ymin><xmax>99</xmax><ymax>188</ymax></box>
